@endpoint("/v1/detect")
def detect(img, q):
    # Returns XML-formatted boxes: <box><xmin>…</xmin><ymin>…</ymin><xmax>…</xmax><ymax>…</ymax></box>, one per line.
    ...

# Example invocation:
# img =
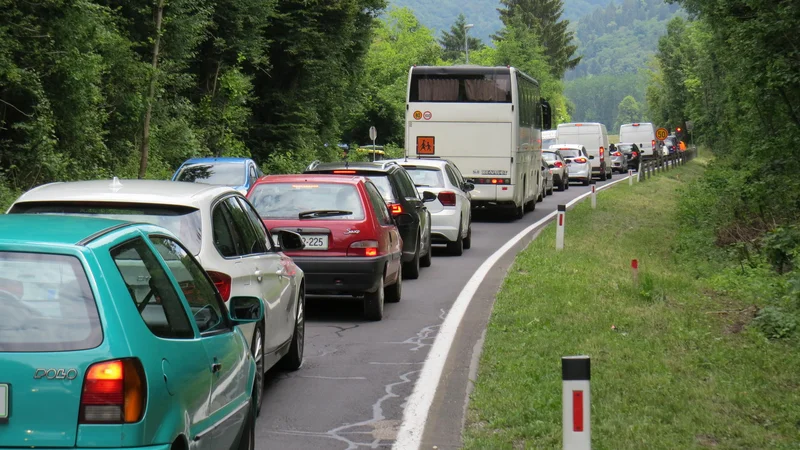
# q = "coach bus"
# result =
<box><xmin>404</xmin><ymin>65</ymin><xmax>552</xmax><ymax>219</ymax></box>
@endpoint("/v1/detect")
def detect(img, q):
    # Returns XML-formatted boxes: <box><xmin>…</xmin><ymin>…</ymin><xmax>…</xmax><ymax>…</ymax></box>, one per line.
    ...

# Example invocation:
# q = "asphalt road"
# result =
<box><xmin>255</xmin><ymin>175</ymin><xmax>626</xmax><ymax>450</ymax></box>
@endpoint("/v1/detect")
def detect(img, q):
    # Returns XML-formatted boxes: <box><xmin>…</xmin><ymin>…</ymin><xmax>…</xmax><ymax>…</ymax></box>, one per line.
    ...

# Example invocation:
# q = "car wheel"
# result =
<box><xmin>583</xmin><ymin>177</ymin><xmax>590</xmax><ymax>186</ymax></box>
<box><xmin>557</xmin><ymin>178</ymin><xmax>565</xmax><ymax>192</ymax></box>
<box><xmin>363</xmin><ymin>274</ymin><xmax>385</xmax><ymax>321</ymax></box>
<box><xmin>250</xmin><ymin>326</ymin><xmax>265</xmax><ymax>415</ymax></box>
<box><xmin>600</xmin><ymin>169</ymin><xmax>607</xmax><ymax>181</ymax></box>
<box><xmin>608</xmin><ymin>170</ymin><xmax>613</xmax><ymax>179</ymax></box>
<box><xmin>279</xmin><ymin>284</ymin><xmax>304</xmax><ymax>371</ymax></box>
<box><xmin>447</xmin><ymin>223</ymin><xmax>464</xmax><ymax>256</ymax></box>
<box><xmin>420</xmin><ymin>227</ymin><xmax>432</xmax><ymax>268</ymax></box>
<box><xmin>236</xmin><ymin>393</ymin><xmax>256</xmax><ymax>450</ymax></box>
<box><xmin>565</xmin><ymin>178</ymin><xmax>570</xmax><ymax>190</ymax></box>
<box><xmin>385</xmin><ymin>266</ymin><xmax>402</xmax><ymax>303</ymax></box>
<box><xmin>463</xmin><ymin>219</ymin><xmax>472</xmax><ymax>250</ymax></box>
<box><xmin>547</xmin><ymin>183</ymin><xmax>554</xmax><ymax>195</ymax></box>
<box><xmin>403</xmin><ymin>234</ymin><xmax>421</xmax><ymax>279</ymax></box>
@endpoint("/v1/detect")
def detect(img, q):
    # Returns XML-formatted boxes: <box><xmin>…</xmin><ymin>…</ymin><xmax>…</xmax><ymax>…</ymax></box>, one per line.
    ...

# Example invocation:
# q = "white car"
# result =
<box><xmin>392</xmin><ymin>158</ymin><xmax>474</xmax><ymax>256</ymax></box>
<box><xmin>7</xmin><ymin>178</ymin><xmax>306</xmax><ymax>415</ymax></box>
<box><xmin>550</xmin><ymin>144</ymin><xmax>592</xmax><ymax>186</ymax></box>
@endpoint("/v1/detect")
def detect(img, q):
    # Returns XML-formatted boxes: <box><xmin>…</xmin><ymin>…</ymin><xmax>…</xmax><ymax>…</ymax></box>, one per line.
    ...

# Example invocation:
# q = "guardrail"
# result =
<box><xmin>637</xmin><ymin>146</ymin><xmax>697</xmax><ymax>182</ymax></box>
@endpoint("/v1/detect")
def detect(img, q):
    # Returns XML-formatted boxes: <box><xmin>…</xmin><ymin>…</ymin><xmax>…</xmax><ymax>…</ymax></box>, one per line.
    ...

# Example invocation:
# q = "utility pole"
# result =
<box><xmin>464</xmin><ymin>23</ymin><xmax>474</xmax><ymax>64</ymax></box>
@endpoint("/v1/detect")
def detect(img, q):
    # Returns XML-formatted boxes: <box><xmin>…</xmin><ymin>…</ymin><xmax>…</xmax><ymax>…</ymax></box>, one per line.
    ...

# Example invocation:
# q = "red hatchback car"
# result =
<box><xmin>247</xmin><ymin>174</ymin><xmax>408</xmax><ymax>321</ymax></box>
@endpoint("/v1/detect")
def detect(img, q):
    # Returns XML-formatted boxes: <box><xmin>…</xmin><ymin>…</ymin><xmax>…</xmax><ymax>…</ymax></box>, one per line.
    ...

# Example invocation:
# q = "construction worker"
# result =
<box><xmin>679</xmin><ymin>140</ymin><xmax>687</xmax><ymax>152</ymax></box>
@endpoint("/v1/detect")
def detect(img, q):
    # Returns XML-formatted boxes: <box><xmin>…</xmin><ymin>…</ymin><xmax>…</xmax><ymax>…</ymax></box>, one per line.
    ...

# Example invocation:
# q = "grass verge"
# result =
<box><xmin>463</xmin><ymin>156</ymin><xmax>800</xmax><ymax>449</ymax></box>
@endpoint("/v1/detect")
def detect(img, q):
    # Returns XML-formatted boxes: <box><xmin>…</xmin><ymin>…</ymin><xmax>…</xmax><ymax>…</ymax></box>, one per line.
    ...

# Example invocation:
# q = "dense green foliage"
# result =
<box><xmin>438</xmin><ymin>14</ymin><xmax>485</xmax><ymax>62</ymax></box>
<box><xmin>650</xmin><ymin>0</ymin><xmax>800</xmax><ymax>338</ymax></box>
<box><xmin>563</xmin><ymin>72</ymin><xmax>648</xmax><ymax>131</ymax></box>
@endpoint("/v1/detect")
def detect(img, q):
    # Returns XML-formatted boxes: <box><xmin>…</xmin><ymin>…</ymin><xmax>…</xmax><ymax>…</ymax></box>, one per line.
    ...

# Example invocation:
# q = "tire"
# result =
<box><xmin>513</xmin><ymin>202</ymin><xmax>524</xmax><ymax>220</ymax></box>
<box><xmin>363</xmin><ymin>274</ymin><xmax>385</xmax><ymax>321</ymax></box>
<box><xmin>547</xmin><ymin>182</ymin><xmax>554</xmax><ymax>195</ymax></box>
<box><xmin>235</xmin><ymin>395</ymin><xmax>256</xmax><ymax>450</ymax></box>
<box><xmin>583</xmin><ymin>177</ymin><xmax>590</xmax><ymax>186</ymax></box>
<box><xmin>537</xmin><ymin>188</ymin><xmax>543</xmax><ymax>202</ymax></box>
<box><xmin>463</xmin><ymin>219</ymin><xmax>472</xmax><ymax>250</ymax></box>
<box><xmin>447</xmin><ymin>223</ymin><xmax>464</xmax><ymax>256</ymax></box>
<box><xmin>608</xmin><ymin>170</ymin><xmax>613</xmax><ymax>179</ymax></box>
<box><xmin>250</xmin><ymin>326</ymin><xmax>265</xmax><ymax>415</ymax></box>
<box><xmin>565</xmin><ymin>178</ymin><xmax>570</xmax><ymax>190</ymax></box>
<box><xmin>403</xmin><ymin>233</ymin><xmax>421</xmax><ymax>279</ymax></box>
<box><xmin>557</xmin><ymin>177</ymin><xmax>565</xmax><ymax>192</ymax></box>
<box><xmin>600</xmin><ymin>169</ymin><xmax>607</xmax><ymax>181</ymax></box>
<box><xmin>420</xmin><ymin>227</ymin><xmax>432</xmax><ymax>268</ymax></box>
<box><xmin>278</xmin><ymin>285</ymin><xmax>305</xmax><ymax>371</ymax></box>
<box><xmin>385</xmin><ymin>265</ymin><xmax>402</xmax><ymax>303</ymax></box>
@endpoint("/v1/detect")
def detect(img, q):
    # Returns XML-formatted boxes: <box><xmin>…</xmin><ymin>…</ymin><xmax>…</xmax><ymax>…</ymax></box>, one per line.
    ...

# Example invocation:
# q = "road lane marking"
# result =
<box><xmin>393</xmin><ymin>175</ymin><xmax>631</xmax><ymax>449</ymax></box>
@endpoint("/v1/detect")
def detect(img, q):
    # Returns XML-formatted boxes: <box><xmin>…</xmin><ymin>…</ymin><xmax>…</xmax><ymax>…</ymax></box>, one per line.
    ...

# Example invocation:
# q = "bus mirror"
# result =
<box><xmin>541</xmin><ymin>99</ymin><xmax>552</xmax><ymax>130</ymax></box>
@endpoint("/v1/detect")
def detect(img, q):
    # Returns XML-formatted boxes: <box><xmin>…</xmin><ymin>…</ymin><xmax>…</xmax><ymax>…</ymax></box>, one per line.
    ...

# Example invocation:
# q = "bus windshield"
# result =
<box><xmin>409</xmin><ymin>73</ymin><xmax>512</xmax><ymax>103</ymax></box>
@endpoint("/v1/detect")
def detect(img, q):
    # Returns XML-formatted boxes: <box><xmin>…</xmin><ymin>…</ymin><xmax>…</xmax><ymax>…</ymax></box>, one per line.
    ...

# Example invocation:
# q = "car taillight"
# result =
<box><xmin>613</xmin><ymin>151</ymin><xmax>622</xmax><ymax>157</ymax></box>
<box><xmin>599</xmin><ymin>147</ymin><xmax>605</xmax><ymax>160</ymax></box>
<box><xmin>206</xmin><ymin>271</ymin><xmax>231</xmax><ymax>301</ymax></box>
<box><xmin>348</xmin><ymin>240</ymin><xmax>379</xmax><ymax>257</ymax></box>
<box><xmin>574</xmin><ymin>157</ymin><xmax>588</xmax><ymax>163</ymax></box>
<box><xmin>652</xmin><ymin>139</ymin><xmax>656</xmax><ymax>148</ymax></box>
<box><xmin>388</xmin><ymin>203</ymin><xmax>403</xmax><ymax>215</ymax></box>
<box><xmin>438</xmin><ymin>191</ymin><xmax>456</xmax><ymax>206</ymax></box>
<box><xmin>632</xmin><ymin>151</ymin><xmax>638</xmax><ymax>158</ymax></box>
<box><xmin>80</xmin><ymin>359</ymin><xmax>145</xmax><ymax>424</ymax></box>
<box><xmin>333</xmin><ymin>170</ymin><xmax>356</xmax><ymax>174</ymax></box>
<box><xmin>554</xmin><ymin>161</ymin><xmax>564</xmax><ymax>168</ymax></box>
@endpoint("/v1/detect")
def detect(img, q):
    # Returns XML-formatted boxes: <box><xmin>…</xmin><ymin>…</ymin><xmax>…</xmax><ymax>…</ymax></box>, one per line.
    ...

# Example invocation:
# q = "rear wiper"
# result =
<box><xmin>415</xmin><ymin>184</ymin><xmax>432</xmax><ymax>188</ymax></box>
<box><xmin>298</xmin><ymin>210</ymin><xmax>353</xmax><ymax>219</ymax></box>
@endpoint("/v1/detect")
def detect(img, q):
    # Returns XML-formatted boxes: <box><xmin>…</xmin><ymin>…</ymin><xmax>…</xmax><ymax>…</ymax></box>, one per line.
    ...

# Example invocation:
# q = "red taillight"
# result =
<box><xmin>632</xmin><ymin>151</ymin><xmax>638</xmax><ymax>158</ymax></box>
<box><xmin>438</xmin><ymin>191</ymin><xmax>456</xmax><ymax>206</ymax></box>
<box><xmin>574</xmin><ymin>157</ymin><xmax>588</xmax><ymax>163</ymax></box>
<box><xmin>207</xmin><ymin>271</ymin><xmax>232</xmax><ymax>301</ymax></box>
<box><xmin>80</xmin><ymin>359</ymin><xmax>145</xmax><ymax>424</ymax></box>
<box><xmin>348</xmin><ymin>240</ymin><xmax>380</xmax><ymax>257</ymax></box>
<box><xmin>652</xmin><ymin>139</ymin><xmax>656</xmax><ymax>148</ymax></box>
<box><xmin>333</xmin><ymin>170</ymin><xmax>356</xmax><ymax>174</ymax></box>
<box><xmin>613</xmin><ymin>151</ymin><xmax>622</xmax><ymax>157</ymax></box>
<box><xmin>388</xmin><ymin>203</ymin><xmax>403</xmax><ymax>215</ymax></box>
<box><xmin>554</xmin><ymin>161</ymin><xmax>564</xmax><ymax>168</ymax></box>
<box><xmin>599</xmin><ymin>147</ymin><xmax>605</xmax><ymax>160</ymax></box>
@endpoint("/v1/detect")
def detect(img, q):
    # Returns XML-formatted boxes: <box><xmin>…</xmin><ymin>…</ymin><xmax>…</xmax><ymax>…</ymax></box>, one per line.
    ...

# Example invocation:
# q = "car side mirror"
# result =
<box><xmin>462</xmin><ymin>182</ymin><xmax>475</xmax><ymax>192</ymax></box>
<box><xmin>422</xmin><ymin>191</ymin><xmax>437</xmax><ymax>203</ymax></box>
<box><xmin>227</xmin><ymin>296</ymin><xmax>264</xmax><ymax>325</ymax></box>
<box><xmin>275</xmin><ymin>230</ymin><xmax>305</xmax><ymax>251</ymax></box>
<box><xmin>394</xmin><ymin>212</ymin><xmax>414</xmax><ymax>227</ymax></box>
<box><xmin>589</xmin><ymin>155</ymin><xmax>595</xmax><ymax>160</ymax></box>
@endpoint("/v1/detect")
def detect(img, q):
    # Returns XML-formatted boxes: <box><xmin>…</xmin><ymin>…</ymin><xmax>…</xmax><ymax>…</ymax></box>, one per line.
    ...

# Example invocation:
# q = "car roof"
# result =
<box><xmin>305</xmin><ymin>160</ymin><xmax>401</xmax><ymax>173</ymax></box>
<box><xmin>616</xmin><ymin>142</ymin><xmax>637</xmax><ymax>145</ymax></box>
<box><xmin>550</xmin><ymin>144</ymin><xmax>584</xmax><ymax>150</ymax></box>
<box><xmin>254</xmin><ymin>174</ymin><xmax>365</xmax><ymax>185</ymax></box>
<box><xmin>0</xmin><ymin>214</ymin><xmax>132</xmax><ymax>247</ymax></box>
<box><xmin>389</xmin><ymin>158</ymin><xmax>449</xmax><ymax>169</ymax></box>
<box><xmin>181</xmin><ymin>157</ymin><xmax>253</xmax><ymax>165</ymax></box>
<box><xmin>12</xmin><ymin>178</ymin><xmax>237</xmax><ymax>208</ymax></box>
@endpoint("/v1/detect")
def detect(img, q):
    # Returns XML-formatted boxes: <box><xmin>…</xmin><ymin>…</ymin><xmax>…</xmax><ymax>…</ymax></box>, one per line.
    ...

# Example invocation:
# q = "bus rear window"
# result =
<box><xmin>409</xmin><ymin>74</ymin><xmax>512</xmax><ymax>103</ymax></box>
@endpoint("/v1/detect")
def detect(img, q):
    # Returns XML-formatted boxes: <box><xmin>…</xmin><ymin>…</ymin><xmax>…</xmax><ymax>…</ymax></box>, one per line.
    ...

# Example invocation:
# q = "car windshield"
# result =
<box><xmin>542</xmin><ymin>152</ymin><xmax>558</xmax><ymax>162</ymax></box>
<box><xmin>559</xmin><ymin>149</ymin><xmax>582</xmax><ymax>158</ymax></box>
<box><xmin>176</xmin><ymin>162</ymin><xmax>245</xmax><ymax>187</ymax></box>
<box><xmin>404</xmin><ymin>167</ymin><xmax>444</xmax><ymax>188</ymax></box>
<box><xmin>0</xmin><ymin>252</ymin><xmax>102</xmax><ymax>352</ymax></box>
<box><xmin>8</xmin><ymin>202</ymin><xmax>203</xmax><ymax>255</ymax></box>
<box><xmin>249</xmin><ymin>183</ymin><xmax>365</xmax><ymax>220</ymax></box>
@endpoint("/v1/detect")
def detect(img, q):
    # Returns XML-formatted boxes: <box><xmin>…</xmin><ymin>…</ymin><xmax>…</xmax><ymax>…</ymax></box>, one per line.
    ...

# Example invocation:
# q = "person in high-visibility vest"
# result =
<box><xmin>679</xmin><ymin>140</ymin><xmax>687</xmax><ymax>152</ymax></box>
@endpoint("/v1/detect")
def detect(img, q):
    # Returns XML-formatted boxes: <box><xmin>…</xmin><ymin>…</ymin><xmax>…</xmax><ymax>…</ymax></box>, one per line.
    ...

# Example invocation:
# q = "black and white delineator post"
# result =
<box><xmin>556</xmin><ymin>204</ymin><xmax>566</xmax><ymax>251</ymax></box>
<box><xmin>562</xmin><ymin>356</ymin><xmax>591</xmax><ymax>450</ymax></box>
<box><xmin>590</xmin><ymin>184</ymin><xmax>597</xmax><ymax>209</ymax></box>
<box><xmin>629</xmin><ymin>169</ymin><xmax>633</xmax><ymax>185</ymax></box>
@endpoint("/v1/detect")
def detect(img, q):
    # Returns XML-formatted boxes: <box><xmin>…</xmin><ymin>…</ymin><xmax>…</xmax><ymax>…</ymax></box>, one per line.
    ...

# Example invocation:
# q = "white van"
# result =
<box><xmin>619</xmin><ymin>123</ymin><xmax>657</xmax><ymax>158</ymax></box>
<box><xmin>556</xmin><ymin>123</ymin><xmax>612</xmax><ymax>181</ymax></box>
<box><xmin>541</xmin><ymin>129</ymin><xmax>558</xmax><ymax>150</ymax></box>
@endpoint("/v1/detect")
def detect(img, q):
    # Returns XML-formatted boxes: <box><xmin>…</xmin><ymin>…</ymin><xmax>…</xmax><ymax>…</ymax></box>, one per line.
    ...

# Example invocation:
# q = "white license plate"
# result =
<box><xmin>301</xmin><ymin>235</ymin><xmax>329</xmax><ymax>250</ymax></box>
<box><xmin>0</xmin><ymin>384</ymin><xmax>8</xmax><ymax>421</ymax></box>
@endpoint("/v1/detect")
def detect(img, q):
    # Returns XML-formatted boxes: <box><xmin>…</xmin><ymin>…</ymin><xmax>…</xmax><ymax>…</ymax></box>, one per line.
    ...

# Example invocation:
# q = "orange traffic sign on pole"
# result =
<box><xmin>655</xmin><ymin>127</ymin><xmax>669</xmax><ymax>140</ymax></box>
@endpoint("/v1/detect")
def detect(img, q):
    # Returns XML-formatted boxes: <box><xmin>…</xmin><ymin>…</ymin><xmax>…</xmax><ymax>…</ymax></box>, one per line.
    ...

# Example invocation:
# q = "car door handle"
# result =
<box><xmin>211</xmin><ymin>362</ymin><xmax>222</xmax><ymax>374</ymax></box>
<box><xmin>254</xmin><ymin>270</ymin><xmax>263</xmax><ymax>282</ymax></box>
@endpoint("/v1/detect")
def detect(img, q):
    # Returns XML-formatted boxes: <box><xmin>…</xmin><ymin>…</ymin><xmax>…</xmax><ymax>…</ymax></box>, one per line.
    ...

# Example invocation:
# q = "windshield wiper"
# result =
<box><xmin>298</xmin><ymin>210</ymin><xmax>353</xmax><ymax>219</ymax></box>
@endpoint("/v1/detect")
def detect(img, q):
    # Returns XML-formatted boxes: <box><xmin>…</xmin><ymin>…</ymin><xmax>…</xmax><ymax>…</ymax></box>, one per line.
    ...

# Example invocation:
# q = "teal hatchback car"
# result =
<box><xmin>0</xmin><ymin>215</ymin><xmax>263</xmax><ymax>450</ymax></box>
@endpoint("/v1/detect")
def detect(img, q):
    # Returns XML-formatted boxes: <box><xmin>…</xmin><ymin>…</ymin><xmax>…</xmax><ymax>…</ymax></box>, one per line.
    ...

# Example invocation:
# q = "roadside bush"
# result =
<box><xmin>753</xmin><ymin>306</ymin><xmax>796</xmax><ymax>340</ymax></box>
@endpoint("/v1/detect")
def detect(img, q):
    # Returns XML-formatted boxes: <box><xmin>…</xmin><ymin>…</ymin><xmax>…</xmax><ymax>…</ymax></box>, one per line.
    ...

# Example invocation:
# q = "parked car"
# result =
<box><xmin>542</xmin><ymin>150</ymin><xmax>570</xmax><ymax>191</ymax></box>
<box><xmin>616</xmin><ymin>143</ymin><xmax>641</xmax><ymax>170</ymax></box>
<box><xmin>550</xmin><ymin>145</ymin><xmax>592</xmax><ymax>186</ymax></box>
<box><xmin>304</xmin><ymin>161</ymin><xmax>435</xmax><ymax>279</ymax></box>
<box><xmin>172</xmin><ymin>157</ymin><xmax>263</xmax><ymax>194</ymax></box>
<box><xmin>609</xmin><ymin>145</ymin><xmax>629</xmax><ymax>173</ymax></box>
<box><xmin>391</xmin><ymin>158</ymin><xmax>473</xmax><ymax>256</ymax></box>
<box><xmin>539</xmin><ymin>159</ymin><xmax>554</xmax><ymax>200</ymax></box>
<box><xmin>247</xmin><ymin>175</ymin><xmax>404</xmax><ymax>320</ymax></box>
<box><xmin>557</xmin><ymin>122</ymin><xmax>612</xmax><ymax>181</ymax></box>
<box><xmin>7</xmin><ymin>178</ymin><xmax>305</xmax><ymax>415</ymax></box>
<box><xmin>0</xmin><ymin>214</ymin><xmax>262</xmax><ymax>449</ymax></box>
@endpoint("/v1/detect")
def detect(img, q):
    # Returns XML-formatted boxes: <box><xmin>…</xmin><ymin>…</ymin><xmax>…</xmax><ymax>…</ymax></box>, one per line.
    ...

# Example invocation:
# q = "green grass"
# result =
<box><xmin>463</xmin><ymin>158</ymin><xmax>800</xmax><ymax>449</ymax></box>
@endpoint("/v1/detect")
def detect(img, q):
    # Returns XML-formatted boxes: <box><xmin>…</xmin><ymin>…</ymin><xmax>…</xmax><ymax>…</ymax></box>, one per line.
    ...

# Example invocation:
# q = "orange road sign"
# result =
<box><xmin>416</xmin><ymin>136</ymin><xmax>435</xmax><ymax>155</ymax></box>
<box><xmin>655</xmin><ymin>127</ymin><xmax>669</xmax><ymax>140</ymax></box>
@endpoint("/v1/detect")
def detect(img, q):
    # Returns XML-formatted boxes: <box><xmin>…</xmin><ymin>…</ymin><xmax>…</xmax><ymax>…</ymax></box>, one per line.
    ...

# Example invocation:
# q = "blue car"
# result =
<box><xmin>0</xmin><ymin>215</ymin><xmax>262</xmax><ymax>450</ymax></box>
<box><xmin>172</xmin><ymin>157</ymin><xmax>263</xmax><ymax>194</ymax></box>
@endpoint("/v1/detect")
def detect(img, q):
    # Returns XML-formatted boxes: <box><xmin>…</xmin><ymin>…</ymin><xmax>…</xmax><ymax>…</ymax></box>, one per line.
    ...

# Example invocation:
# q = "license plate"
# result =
<box><xmin>301</xmin><ymin>235</ymin><xmax>328</xmax><ymax>250</ymax></box>
<box><xmin>0</xmin><ymin>384</ymin><xmax>8</xmax><ymax>421</ymax></box>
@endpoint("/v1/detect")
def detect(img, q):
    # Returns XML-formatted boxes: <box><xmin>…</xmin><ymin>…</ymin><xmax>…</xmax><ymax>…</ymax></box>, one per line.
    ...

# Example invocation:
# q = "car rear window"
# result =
<box><xmin>362</xmin><ymin>175</ymin><xmax>396</xmax><ymax>202</ymax></box>
<box><xmin>617</xmin><ymin>144</ymin><xmax>635</xmax><ymax>152</ymax></box>
<box><xmin>8</xmin><ymin>202</ymin><xmax>203</xmax><ymax>256</ymax></box>
<box><xmin>404</xmin><ymin>167</ymin><xmax>445</xmax><ymax>188</ymax></box>
<box><xmin>176</xmin><ymin>162</ymin><xmax>245</xmax><ymax>187</ymax></box>
<box><xmin>559</xmin><ymin>149</ymin><xmax>582</xmax><ymax>158</ymax></box>
<box><xmin>542</xmin><ymin>152</ymin><xmax>557</xmax><ymax>162</ymax></box>
<box><xmin>249</xmin><ymin>183</ymin><xmax>366</xmax><ymax>220</ymax></box>
<box><xmin>0</xmin><ymin>252</ymin><xmax>102</xmax><ymax>352</ymax></box>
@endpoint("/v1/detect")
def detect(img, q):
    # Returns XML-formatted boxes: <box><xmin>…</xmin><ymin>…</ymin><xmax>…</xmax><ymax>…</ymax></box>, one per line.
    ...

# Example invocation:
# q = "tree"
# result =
<box><xmin>438</xmin><ymin>14</ymin><xmax>485</xmax><ymax>62</ymax></box>
<box><xmin>614</xmin><ymin>95</ymin><xmax>641</xmax><ymax>130</ymax></box>
<box><xmin>497</xmin><ymin>0</ymin><xmax>580</xmax><ymax>77</ymax></box>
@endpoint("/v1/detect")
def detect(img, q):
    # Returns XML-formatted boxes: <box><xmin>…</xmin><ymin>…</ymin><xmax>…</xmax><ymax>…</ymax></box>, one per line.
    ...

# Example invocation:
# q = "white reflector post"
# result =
<box><xmin>562</xmin><ymin>356</ymin><xmax>591</xmax><ymax>450</ymax></box>
<box><xmin>629</xmin><ymin>169</ymin><xmax>633</xmax><ymax>185</ymax></box>
<box><xmin>590</xmin><ymin>184</ymin><xmax>596</xmax><ymax>209</ymax></box>
<box><xmin>556</xmin><ymin>204</ymin><xmax>566</xmax><ymax>251</ymax></box>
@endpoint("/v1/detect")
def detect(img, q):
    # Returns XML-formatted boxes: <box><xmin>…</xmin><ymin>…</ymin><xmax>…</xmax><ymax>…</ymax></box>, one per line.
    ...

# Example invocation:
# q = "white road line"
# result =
<box><xmin>393</xmin><ymin>175</ymin><xmax>632</xmax><ymax>450</ymax></box>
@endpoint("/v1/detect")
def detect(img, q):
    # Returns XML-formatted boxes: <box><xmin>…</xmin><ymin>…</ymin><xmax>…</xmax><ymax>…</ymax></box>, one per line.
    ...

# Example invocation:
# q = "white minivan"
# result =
<box><xmin>556</xmin><ymin>123</ymin><xmax>612</xmax><ymax>181</ymax></box>
<box><xmin>619</xmin><ymin>123</ymin><xmax>657</xmax><ymax>158</ymax></box>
